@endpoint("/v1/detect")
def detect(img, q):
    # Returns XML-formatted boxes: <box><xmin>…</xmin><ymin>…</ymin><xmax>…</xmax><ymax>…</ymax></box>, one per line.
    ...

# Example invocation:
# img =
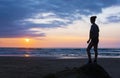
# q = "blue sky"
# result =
<box><xmin>0</xmin><ymin>0</ymin><xmax>120</xmax><ymax>48</ymax></box>
<box><xmin>0</xmin><ymin>0</ymin><xmax>120</xmax><ymax>38</ymax></box>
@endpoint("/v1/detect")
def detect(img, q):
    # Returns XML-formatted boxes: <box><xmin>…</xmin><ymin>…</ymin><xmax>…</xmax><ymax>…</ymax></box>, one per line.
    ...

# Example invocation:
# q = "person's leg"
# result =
<box><xmin>86</xmin><ymin>42</ymin><xmax>93</xmax><ymax>63</ymax></box>
<box><xmin>93</xmin><ymin>43</ymin><xmax>98</xmax><ymax>63</ymax></box>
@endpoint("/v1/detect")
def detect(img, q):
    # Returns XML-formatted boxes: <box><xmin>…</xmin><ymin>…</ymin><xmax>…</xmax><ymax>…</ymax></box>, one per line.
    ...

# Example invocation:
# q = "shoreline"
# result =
<box><xmin>0</xmin><ymin>55</ymin><xmax>120</xmax><ymax>59</ymax></box>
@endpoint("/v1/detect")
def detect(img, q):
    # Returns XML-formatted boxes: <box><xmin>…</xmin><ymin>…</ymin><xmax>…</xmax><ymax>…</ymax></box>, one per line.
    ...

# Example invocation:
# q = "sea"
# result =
<box><xmin>0</xmin><ymin>48</ymin><xmax>120</xmax><ymax>58</ymax></box>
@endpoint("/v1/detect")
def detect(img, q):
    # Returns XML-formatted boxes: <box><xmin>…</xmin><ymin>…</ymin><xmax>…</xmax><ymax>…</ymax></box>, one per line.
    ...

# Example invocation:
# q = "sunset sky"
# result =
<box><xmin>0</xmin><ymin>0</ymin><xmax>120</xmax><ymax>48</ymax></box>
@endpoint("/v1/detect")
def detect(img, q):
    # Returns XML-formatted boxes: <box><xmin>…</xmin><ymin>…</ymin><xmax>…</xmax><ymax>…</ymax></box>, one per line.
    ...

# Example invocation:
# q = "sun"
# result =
<box><xmin>24</xmin><ymin>54</ymin><xmax>30</xmax><ymax>57</ymax></box>
<box><xmin>25</xmin><ymin>38</ymin><xmax>30</xmax><ymax>42</ymax></box>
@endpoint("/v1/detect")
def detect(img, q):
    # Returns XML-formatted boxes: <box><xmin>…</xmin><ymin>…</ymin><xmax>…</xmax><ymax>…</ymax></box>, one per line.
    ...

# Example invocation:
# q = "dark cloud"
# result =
<box><xmin>107</xmin><ymin>16</ymin><xmax>120</xmax><ymax>23</ymax></box>
<box><xmin>0</xmin><ymin>0</ymin><xmax>119</xmax><ymax>38</ymax></box>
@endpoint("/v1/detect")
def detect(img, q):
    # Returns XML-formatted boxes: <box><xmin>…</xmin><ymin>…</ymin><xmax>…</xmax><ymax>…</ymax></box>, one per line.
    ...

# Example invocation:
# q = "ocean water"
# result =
<box><xmin>0</xmin><ymin>48</ymin><xmax>120</xmax><ymax>58</ymax></box>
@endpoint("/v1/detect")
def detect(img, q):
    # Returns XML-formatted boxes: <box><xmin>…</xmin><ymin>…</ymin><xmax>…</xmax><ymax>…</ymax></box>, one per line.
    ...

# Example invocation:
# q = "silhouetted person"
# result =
<box><xmin>87</xmin><ymin>16</ymin><xmax>99</xmax><ymax>63</ymax></box>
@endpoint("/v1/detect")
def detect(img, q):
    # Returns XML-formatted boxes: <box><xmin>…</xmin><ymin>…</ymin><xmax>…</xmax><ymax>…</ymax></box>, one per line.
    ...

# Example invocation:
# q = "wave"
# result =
<box><xmin>0</xmin><ymin>48</ymin><xmax>120</xmax><ymax>58</ymax></box>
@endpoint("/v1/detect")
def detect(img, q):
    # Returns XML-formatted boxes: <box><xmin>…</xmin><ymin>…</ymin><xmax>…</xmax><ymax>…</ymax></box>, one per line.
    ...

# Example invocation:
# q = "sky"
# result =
<box><xmin>0</xmin><ymin>0</ymin><xmax>120</xmax><ymax>48</ymax></box>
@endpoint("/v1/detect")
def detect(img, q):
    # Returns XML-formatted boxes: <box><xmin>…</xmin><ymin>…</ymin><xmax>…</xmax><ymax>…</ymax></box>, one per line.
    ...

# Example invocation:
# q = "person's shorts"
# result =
<box><xmin>91</xmin><ymin>39</ymin><xmax>99</xmax><ymax>45</ymax></box>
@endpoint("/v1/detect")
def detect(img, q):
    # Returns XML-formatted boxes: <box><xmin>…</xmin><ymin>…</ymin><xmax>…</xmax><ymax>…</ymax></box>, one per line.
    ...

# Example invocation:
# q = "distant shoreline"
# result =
<box><xmin>0</xmin><ymin>55</ymin><xmax>119</xmax><ymax>59</ymax></box>
<box><xmin>0</xmin><ymin>47</ymin><xmax>120</xmax><ymax>48</ymax></box>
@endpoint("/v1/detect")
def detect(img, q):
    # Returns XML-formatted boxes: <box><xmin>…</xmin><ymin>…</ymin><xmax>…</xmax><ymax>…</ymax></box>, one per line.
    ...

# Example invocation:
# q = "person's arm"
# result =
<box><xmin>87</xmin><ymin>31</ymin><xmax>92</xmax><ymax>43</ymax></box>
<box><xmin>87</xmin><ymin>26</ymin><xmax>93</xmax><ymax>43</ymax></box>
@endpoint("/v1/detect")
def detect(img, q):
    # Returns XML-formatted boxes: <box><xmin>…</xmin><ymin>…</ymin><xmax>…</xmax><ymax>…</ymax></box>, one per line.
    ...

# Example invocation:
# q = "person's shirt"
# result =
<box><xmin>90</xmin><ymin>23</ymin><xmax>99</xmax><ymax>40</ymax></box>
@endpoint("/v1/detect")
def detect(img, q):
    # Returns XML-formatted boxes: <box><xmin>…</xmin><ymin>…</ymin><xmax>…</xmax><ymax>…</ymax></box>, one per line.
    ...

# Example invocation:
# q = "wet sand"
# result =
<box><xmin>0</xmin><ymin>57</ymin><xmax>119</xmax><ymax>78</ymax></box>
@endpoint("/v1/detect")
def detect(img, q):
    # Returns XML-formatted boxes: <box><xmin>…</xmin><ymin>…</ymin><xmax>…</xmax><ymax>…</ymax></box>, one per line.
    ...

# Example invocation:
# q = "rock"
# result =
<box><xmin>43</xmin><ymin>63</ymin><xmax>111</xmax><ymax>78</ymax></box>
<box><xmin>77</xmin><ymin>63</ymin><xmax>111</xmax><ymax>78</ymax></box>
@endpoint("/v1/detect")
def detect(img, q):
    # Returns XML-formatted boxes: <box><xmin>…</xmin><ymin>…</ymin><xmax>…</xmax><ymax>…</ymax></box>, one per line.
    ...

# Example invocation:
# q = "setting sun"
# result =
<box><xmin>25</xmin><ymin>38</ymin><xmax>30</xmax><ymax>42</ymax></box>
<box><xmin>24</xmin><ymin>54</ymin><xmax>30</xmax><ymax>57</ymax></box>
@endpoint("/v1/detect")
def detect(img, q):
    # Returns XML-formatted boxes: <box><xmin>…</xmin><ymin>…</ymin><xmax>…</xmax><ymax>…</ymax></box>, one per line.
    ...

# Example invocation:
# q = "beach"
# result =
<box><xmin>0</xmin><ymin>57</ymin><xmax>119</xmax><ymax>78</ymax></box>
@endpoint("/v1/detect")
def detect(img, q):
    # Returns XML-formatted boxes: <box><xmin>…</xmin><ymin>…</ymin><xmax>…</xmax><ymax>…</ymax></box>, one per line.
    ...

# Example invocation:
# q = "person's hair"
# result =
<box><xmin>90</xmin><ymin>16</ymin><xmax>97</xmax><ymax>20</ymax></box>
<box><xmin>90</xmin><ymin>16</ymin><xmax>97</xmax><ymax>23</ymax></box>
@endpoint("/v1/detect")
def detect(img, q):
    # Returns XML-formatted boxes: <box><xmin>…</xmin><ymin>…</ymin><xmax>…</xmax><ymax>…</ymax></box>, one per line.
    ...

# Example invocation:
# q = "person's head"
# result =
<box><xmin>90</xmin><ymin>16</ymin><xmax>97</xmax><ymax>24</ymax></box>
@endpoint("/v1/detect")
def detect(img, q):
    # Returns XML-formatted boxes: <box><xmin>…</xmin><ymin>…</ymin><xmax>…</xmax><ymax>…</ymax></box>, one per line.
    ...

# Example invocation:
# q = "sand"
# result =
<box><xmin>0</xmin><ymin>56</ymin><xmax>119</xmax><ymax>78</ymax></box>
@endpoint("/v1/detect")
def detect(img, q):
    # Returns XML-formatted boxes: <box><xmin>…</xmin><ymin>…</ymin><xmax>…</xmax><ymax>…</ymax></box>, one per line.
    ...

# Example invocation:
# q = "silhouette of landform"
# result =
<box><xmin>43</xmin><ymin>63</ymin><xmax>111</xmax><ymax>78</ymax></box>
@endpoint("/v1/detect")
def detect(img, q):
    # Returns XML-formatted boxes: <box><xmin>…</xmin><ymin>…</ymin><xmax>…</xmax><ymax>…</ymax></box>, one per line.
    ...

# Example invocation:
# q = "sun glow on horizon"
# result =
<box><xmin>25</xmin><ymin>38</ymin><xmax>30</xmax><ymax>43</ymax></box>
<box><xmin>24</xmin><ymin>54</ymin><xmax>30</xmax><ymax>57</ymax></box>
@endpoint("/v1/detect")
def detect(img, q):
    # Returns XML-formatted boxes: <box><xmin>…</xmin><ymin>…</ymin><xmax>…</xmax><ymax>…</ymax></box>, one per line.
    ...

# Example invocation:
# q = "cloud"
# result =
<box><xmin>0</xmin><ymin>0</ymin><xmax>119</xmax><ymax>38</ymax></box>
<box><xmin>97</xmin><ymin>6</ymin><xmax>120</xmax><ymax>24</ymax></box>
<box><xmin>23</xmin><ymin>12</ymin><xmax>70</xmax><ymax>25</ymax></box>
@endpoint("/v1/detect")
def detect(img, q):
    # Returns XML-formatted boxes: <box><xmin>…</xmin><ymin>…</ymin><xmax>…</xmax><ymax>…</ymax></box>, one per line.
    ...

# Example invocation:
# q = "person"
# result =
<box><xmin>87</xmin><ymin>16</ymin><xmax>99</xmax><ymax>63</ymax></box>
